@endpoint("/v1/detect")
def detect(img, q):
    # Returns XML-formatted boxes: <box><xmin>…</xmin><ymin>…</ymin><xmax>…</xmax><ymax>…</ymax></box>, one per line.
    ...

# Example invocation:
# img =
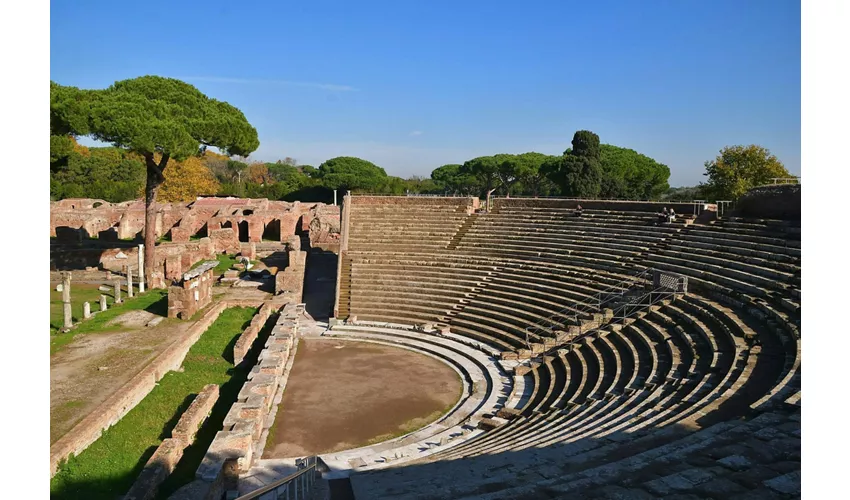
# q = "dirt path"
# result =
<box><xmin>50</xmin><ymin>286</ymin><xmax>271</xmax><ymax>444</ymax></box>
<box><xmin>50</xmin><ymin>316</ymin><xmax>193</xmax><ymax>443</ymax></box>
<box><xmin>264</xmin><ymin>338</ymin><xmax>462</xmax><ymax>458</ymax></box>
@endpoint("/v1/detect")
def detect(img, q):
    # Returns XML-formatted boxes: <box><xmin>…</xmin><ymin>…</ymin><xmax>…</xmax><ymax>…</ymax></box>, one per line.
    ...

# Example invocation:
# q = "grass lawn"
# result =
<box><xmin>50</xmin><ymin>306</ymin><xmax>272</xmax><ymax>500</ymax></box>
<box><xmin>50</xmin><ymin>287</ymin><xmax>170</xmax><ymax>355</ymax></box>
<box><xmin>214</xmin><ymin>253</ymin><xmax>240</xmax><ymax>275</ymax></box>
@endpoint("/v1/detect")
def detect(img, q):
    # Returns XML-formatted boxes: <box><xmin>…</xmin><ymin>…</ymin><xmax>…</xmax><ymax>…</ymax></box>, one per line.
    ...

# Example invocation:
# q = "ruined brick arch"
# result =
<box><xmin>238</xmin><ymin>220</ymin><xmax>249</xmax><ymax>243</ymax></box>
<box><xmin>263</xmin><ymin>219</ymin><xmax>281</xmax><ymax>242</ymax></box>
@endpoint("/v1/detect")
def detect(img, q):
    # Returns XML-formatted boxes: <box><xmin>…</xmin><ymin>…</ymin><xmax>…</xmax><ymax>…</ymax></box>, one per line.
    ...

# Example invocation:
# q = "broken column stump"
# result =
<box><xmin>61</xmin><ymin>271</ymin><xmax>72</xmax><ymax>330</ymax></box>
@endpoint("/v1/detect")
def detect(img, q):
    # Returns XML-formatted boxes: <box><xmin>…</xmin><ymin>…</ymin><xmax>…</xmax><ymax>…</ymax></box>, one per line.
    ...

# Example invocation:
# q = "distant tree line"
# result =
<box><xmin>50</xmin><ymin>129</ymin><xmax>793</xmax><ymax>204</ymax></box>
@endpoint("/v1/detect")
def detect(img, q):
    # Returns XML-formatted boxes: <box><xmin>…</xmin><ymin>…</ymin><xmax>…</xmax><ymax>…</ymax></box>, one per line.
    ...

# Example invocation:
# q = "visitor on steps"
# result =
<box><xmin>658</xmin><ymin>207</ymin><xmax>669</xmax><ymax>224</ymax></box>
<box><xmin>667</xmin><ymin>208</ymin><xmax>677</xmax><ymax>223</ymax></box>
<box><xmin>575</xmin><ymin>204</ymin><xmax>583</xmax><ymax>217</ymax></box>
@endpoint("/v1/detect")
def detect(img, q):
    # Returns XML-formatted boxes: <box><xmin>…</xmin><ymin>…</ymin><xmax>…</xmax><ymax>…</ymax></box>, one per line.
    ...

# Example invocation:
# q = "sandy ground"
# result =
<box><xmin>264</xmin><ymin>338</ymin><xmax>462</xmax><ymax>458</ymax></box>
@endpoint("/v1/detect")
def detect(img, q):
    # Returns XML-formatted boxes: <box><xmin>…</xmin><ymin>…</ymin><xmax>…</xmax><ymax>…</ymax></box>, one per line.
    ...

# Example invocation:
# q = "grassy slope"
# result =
<box><xmin>50</xmin><ymin>306</ymin><xmax>264</xmax><ymax>500</ymax></box>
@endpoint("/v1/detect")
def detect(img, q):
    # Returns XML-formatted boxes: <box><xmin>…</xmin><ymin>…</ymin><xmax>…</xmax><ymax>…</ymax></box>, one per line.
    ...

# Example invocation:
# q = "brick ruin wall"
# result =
<box><xmin>168</xmin><ymin>265</ymin><xmax>216</xmax><ymax>320</ymax></box>
<box><xmin>124</xmin><ymin>384</ymin><xmax>220</xmax><ymax>500</ymax></box>
<box><xmin>276</xmin><ymin>248</ymin><xmax>307</xmax><ymax>302</ymax></box>
<box><xmin>51</xmin><ymin>197</ymin><xmax>337</xmax><ymax>243</ymax></box>
<box><xmin>172</xmin><ymin>303</ymin><xmax>301</xmax><ymax>500</ymax></box>
<box><xmin>50</xmin><ymin>197</ymin><xmax>342</xmax><ymax>279</ymax></box>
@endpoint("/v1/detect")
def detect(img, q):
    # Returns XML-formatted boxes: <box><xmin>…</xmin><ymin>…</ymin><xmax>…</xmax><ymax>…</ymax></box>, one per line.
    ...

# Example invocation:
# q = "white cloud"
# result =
<box><xmin>176</xmin><ymin>76</ymin><xmax>357</xmax><ymax>92</ymax></box>
<box><xmin>409</xmin><ymin>130</ymin><xmax>423</xmax><ymax>137</ymax></box>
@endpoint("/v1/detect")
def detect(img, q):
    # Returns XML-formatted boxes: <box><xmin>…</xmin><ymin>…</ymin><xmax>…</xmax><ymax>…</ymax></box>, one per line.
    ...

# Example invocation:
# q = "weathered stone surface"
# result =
<box><xmin>210</xmin><ymin>228</ymin><xmax>240</xmax><ymax>255</ymax></box>
<box><xmin>168</xmin><ymin>265</ymin><xmax>215</xmax><ymax>320</ymax></box>
<box><xmin>123</xmin><ymin>438</ymin><xmax>183</xmax><ymax>500</ymax></box>
<box><xmin>717</xmin><ymin>454</ymin><xmax>752</xmax><ymax>471</ymax></box>
<box><xmin>171</xmin><ymin>385</ymin><xmax>219</xmax><ymax>446</ymax></box>
<box><xmin>198</xmin><ymin>431</ymin><xmax>254</xmax><ymax>479</ymax></box>
<box><xmin>762</xmin><ymin>471</ymin><xmax>800</xmax><ymax>495</ymax></box>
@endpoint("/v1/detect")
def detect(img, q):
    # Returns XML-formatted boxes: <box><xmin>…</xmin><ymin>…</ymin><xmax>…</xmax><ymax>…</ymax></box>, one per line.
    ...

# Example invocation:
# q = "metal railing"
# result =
<box><xmin>235</xmin><ymin>456</ymin><xmax>318</xmax><ymax>500</ymax></box>
<box><xmin>491</xmin><ymin>194</ymin><xmax>707</xmax><ymax>203</ymax></box>
<box><xmin>524</xmin><ymin>269</ymin><xmax>686</xmax><ymax>355</ymax></box>
<box><xmin>348</xmin><ymin>192</ymin><xmax>474</xmax><ymax>198</ymax></box>
<box><xmin>768</xmin><ymin>177</ymin><xmax>800</xmax><ymax>185</ymax></box>
<box><xmin>523</xmin><ymin>268</ymin><xmax>654</xmax><ymax>350</ymax></box>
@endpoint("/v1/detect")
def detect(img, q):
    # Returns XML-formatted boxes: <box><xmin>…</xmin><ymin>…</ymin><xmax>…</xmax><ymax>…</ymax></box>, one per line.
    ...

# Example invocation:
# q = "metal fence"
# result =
<box><xmin>524</xmin><ymin>268</ymin><xmax>687</xmax><ymax>356</ymax></box>
<box><xmin>235</xmin><ymin>456</ymin><xmax>318</xmax><ymax>500</ymax></box>
<box><xmin>768</xmin><ymin>177</ymin><xmax>800</xmax><ymax>185</ymax></box>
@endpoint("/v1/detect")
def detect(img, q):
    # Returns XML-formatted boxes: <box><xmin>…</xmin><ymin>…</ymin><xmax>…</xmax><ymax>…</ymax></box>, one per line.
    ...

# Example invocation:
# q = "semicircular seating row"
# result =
<box><xmin>336</xmin><ymin>200</ymin><xmax>801</xmax><ymax>497</ymax></box>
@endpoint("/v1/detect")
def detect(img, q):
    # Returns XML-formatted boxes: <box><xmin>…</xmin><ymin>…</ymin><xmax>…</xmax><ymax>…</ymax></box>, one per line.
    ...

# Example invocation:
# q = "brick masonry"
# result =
<box><xmin>176</xmin><ymin>303</ymin><xmax>303</xmax><ymax>500</ymax></box>
<box><xmin>167</xmin><ymin>263</ymin><xmax>216</xmax><ymax>320</ymax></box>
<box><xmin>50</xmin><ymin>299</ymin><xmax>266</xmax><ymax>477</ymax></box>
<box><xmin>123</xmin><ymin>384</ymin><xmax>220</xmax><ymax>500</ymax></box>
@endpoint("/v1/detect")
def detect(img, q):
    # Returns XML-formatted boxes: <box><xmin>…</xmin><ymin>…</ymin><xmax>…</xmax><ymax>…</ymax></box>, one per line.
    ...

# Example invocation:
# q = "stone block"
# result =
<box><xmin>171</xmin><ymin>385</ymin><xmax>219</xmax><ymax>447</ymax></box>
<box><xmin>197</xmin><ymin>431</ymin><xmax>254</xmax><ymax>479</ymax></box>
<box><xmin>210</xmin><ymin>228</ymin><xmax>240</xmax><ymax>254</ymax></box>
<box><xmin>123</xmin><ymin>438</ymin><xmax>184</xmax><ymax>500</ymax></box>
<box><xmin>763</xmin><ymin>471</ymin><xmax>800</xmax><ymax>495</ymax></box>
<box><xmin>240</xmin><ymin>243</ymin><xmax>256</xmax><ymax>259</ymax></box>
<box><xmin>171</xmin><ymin>227</ymin><xmax>191</xmax><ymax>243</ymax></box>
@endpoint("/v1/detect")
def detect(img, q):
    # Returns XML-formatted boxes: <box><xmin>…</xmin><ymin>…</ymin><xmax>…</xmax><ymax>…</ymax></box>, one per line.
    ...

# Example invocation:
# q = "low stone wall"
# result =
<box><xmin>123</xmin><ymin>385</ymin><xmax>220</xmax><ymax>500</ymax></box>
<box><xmin>734</xmin><ymin>184</ymin><xmax>801</xmax><ymax>220</ymax></box>
<box><xmin>233</xmin><ymin>302</ymin><xmax>279</xmax><ymax>366</ymax></box>
<box><xmin>173</xmin><ymin>303</ymin><xmax>302</xmax><ymax>500</ymax></box>
<box><xmin>50</xmin><ymin>299</ymin><xmax>246</xmax><ymax>476</ymax></box>
<box><xmin>493</xmin><ymin>197</ymin><xmax>697</xmax><ymax>214</ymax></box>
<box><xmin>350</xmin><ymin>195</ymin><xmax>479</xmax><ymax>209</ymax></box>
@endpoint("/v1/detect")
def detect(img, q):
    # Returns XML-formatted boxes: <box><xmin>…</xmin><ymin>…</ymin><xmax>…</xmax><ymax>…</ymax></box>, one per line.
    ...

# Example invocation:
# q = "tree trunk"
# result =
<box><xmin>143</xmin><ymin>153</ymin><xmax>169</xmax><ymax>287</ymax></box>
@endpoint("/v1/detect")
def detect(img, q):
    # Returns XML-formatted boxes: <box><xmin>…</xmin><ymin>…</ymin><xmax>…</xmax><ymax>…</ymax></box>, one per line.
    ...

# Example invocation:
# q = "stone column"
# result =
<box><xmin>138</xmin><ymin>244</ymin><xmax>146</xmax><ymax>293</ymax></box>
<box><xmin>100</xmin><ymin>294</ymin><xmax>108</xmax><ymax>311</ymax></box>
<box><xmin>83</xmin><ymin>302</ymin><xmax>91</xmax><ymax>319</ymax></box>
<box><xmin>61</xmin><ymin>272</ymin><xmax>72</xmax><ymax>330</ymax></box>
<box><xmin>114</xmin><ymin>279</ymin><xmax>122</xmax><ymax>304</ymax></box>
<box><xmin>127</xmin><ymin>265</ymin><xmax>134</xmax><ymax>298</ymax></box>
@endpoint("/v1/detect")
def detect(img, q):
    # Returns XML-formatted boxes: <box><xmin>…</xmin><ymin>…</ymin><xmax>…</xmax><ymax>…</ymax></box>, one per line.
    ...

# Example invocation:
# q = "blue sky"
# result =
<box><xmin>50</xmin><ymin>0</ymin><xmax>800</xmax><ymax>187</ymax></box>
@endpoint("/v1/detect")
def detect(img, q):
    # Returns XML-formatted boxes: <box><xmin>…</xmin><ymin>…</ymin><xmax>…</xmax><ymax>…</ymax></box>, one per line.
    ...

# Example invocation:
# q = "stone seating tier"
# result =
<box><xmin>338</xmin><ymin>198</ymin><xmax>800</xmax><ymax>498</ymax></box>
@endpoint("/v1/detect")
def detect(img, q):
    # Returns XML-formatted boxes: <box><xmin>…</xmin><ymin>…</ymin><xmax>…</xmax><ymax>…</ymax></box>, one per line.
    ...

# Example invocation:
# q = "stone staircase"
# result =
<box><xmin>446</xmin><ymin>213</ymin><xmax>479</xmax><ymax>250</ymax></box>
<box><xmin>337</xmin><ymin>253</ymin><xmax>351</xmax><ymax>319</ymax></box>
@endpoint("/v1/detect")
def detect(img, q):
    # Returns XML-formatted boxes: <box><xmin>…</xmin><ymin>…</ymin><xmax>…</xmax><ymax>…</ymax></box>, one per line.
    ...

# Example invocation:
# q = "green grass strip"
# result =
<box><xmin>50</xmin><ymin>289</ymin><xmax>170</xmax><ymax>355</ymax></box>
<box><xmin>50</xmin><ymin>306</ymin><xmax>261</xmax><ymax>500</ymax></box>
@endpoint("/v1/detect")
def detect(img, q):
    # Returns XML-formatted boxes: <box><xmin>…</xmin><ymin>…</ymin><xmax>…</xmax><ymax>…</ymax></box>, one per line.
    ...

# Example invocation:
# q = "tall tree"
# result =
<box><xmin>246</xmin><ymin>162</ymin><xmax>271</xmax><ymax>184</ymax></box>
<box><xmin>315</xmin><ymin>156</ymin><xmax>388</xmax><ymax>192</ymax></box>
<box><xmin>545</xmin><ymin>130</ymin><xmax>603</xmax><ymax>198</ymax></box>
<box><xmin>701</xmin><ymin>145</ymin><xmax>791</xmax><ymax>200</ymax></box>
<box><xmin>431</xmin><ymin>164</ymin><xmax>480</xmax><ymax>195</ymax></box>
<box><xmin>157</xmin><ymin>156</ymin><xmax>221</xmax><ymax>202</ymax></box>
<box><xmin>597</xmin><ymin>145</ymin><xmax>670</xmax><ymax>199</ymax></box>
<box><xmin>461</xmin><ymin>156</ymin><xmax>501</xmax><ymax>197</ymax></box>
<box><xmin>50</xmin><ymin>76</ymin><xmax>259</xmax><ymax>284</ymax></box>
<box><xmin>512</xmin><ymin>152</ymin><xmax>559</xmax><ymax>197</ymax></box>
